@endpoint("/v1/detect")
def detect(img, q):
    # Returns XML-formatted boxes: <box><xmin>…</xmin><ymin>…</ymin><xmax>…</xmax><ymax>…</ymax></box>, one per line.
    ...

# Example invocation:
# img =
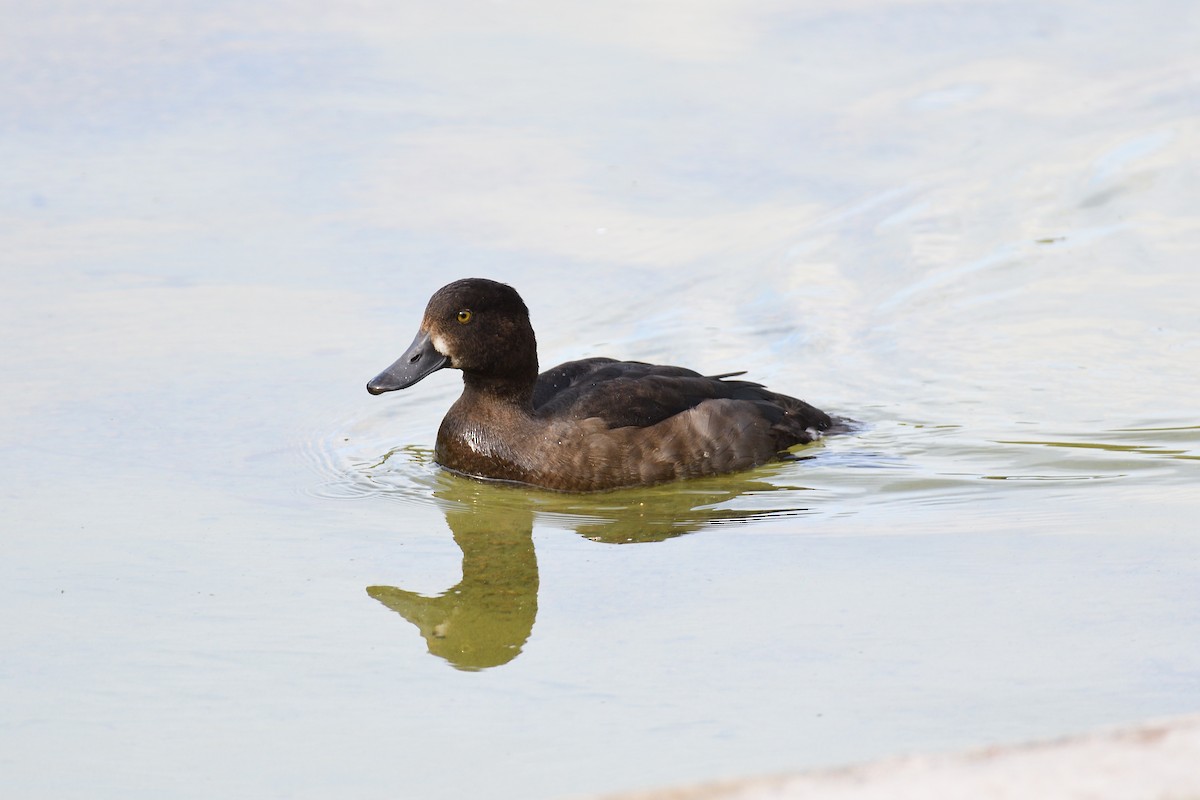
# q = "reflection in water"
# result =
<box><xmin>997</xmin><ymin>434</ymin><xmax>1200</xmax><ymax>461</ymax></box>
<box><xmin>367</xmin><ymin>466</ymin><xmax>814</xmax><ymax>671</ymax></box>
<box><xmin>368</xmin><ymin>502</ymin><xmax>539</xmax><ymax>671</ymax></box>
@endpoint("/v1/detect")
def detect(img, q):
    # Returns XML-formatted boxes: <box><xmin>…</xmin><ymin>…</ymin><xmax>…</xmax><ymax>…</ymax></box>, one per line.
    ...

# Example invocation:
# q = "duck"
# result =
<box><xmin>366</xmin><ymin>278</ymin><xmax>843</xmax><ymax>492</ymax></box>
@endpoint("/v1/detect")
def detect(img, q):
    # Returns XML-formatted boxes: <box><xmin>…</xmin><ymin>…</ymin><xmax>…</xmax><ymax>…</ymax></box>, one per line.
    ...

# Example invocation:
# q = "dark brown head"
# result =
<box><xmin>366</xmin><ymin>278</ymin><xmax>538</xmax><ymax>397</ymax></box>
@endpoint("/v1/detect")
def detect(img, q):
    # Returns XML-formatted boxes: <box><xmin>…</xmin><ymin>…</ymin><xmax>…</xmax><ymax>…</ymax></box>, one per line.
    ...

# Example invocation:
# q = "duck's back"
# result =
<box><xmin>534</xmin><ymin>357</ymin><xmax>829</xmax><ymax>429</ymax></box>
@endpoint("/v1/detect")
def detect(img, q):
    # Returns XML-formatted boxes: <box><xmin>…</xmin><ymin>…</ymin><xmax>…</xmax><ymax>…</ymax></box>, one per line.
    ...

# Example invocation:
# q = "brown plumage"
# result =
<box><xmin>367</xmin><ymin>278</ymin><xmax>844</xmax><ymax>492</ymax></box>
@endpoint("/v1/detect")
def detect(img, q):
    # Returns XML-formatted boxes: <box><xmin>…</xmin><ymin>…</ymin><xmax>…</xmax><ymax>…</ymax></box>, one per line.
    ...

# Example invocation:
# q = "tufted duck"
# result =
<box><xmin>367</xmin><ymin>278</ymin><xmax>841</xmax><ymax>491</ymax></box>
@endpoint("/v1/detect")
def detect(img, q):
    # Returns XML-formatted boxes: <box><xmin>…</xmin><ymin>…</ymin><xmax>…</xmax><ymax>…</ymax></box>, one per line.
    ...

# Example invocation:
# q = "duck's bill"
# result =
<box><xmin>366</xmin><ymin>330</ymin><xmax>450</xmax><ymax>394</ymax></box>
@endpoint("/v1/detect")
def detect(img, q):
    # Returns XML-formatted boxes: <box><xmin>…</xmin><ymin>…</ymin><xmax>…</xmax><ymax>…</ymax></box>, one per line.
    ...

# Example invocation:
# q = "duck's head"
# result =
<box><xmin>367</xmin><ymin>278</ymin><xmax>538</xmax><ymax>395</ymax></box>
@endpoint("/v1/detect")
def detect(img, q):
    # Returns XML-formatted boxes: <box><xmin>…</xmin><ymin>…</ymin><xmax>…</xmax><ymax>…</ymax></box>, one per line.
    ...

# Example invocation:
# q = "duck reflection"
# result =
<box><xmin>368</xmin><ymin>499</ymin><xmax>538</xmax><ymax>671</ymax></box>
<box><xmin>367</xmin><ymin>465</ymin><xmax>813</xmax><ymax>671</ymax></box>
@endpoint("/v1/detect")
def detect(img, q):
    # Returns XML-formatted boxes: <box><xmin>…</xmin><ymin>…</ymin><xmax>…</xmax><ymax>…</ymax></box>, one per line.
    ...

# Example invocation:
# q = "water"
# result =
<box><xmin>3</xmin><ymin>1</ymin><xmax>1199</xmax><ymax>798</ymax></box>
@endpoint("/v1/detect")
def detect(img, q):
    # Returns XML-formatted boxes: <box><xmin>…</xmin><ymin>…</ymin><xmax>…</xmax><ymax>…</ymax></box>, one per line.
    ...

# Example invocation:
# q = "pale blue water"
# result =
<box><xmin>3</xmin><ymin>2</ymin><xmax>1199</xmax><ymax>798</ymax></box>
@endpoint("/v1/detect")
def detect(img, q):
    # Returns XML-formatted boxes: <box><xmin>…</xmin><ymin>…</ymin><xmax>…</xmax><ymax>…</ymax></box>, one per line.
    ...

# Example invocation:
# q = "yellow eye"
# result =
<box><xmin>456</xmin><ymin>309</ymin><xmax>472</xmax><ymax>324</ymax></box>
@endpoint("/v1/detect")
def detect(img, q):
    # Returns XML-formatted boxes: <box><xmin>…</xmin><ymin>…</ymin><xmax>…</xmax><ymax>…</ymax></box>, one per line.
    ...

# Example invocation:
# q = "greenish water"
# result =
<box><xmin>3</xmin><ymin>1</ymin><xmax>1199</xmax><ymax>798</ymax></box>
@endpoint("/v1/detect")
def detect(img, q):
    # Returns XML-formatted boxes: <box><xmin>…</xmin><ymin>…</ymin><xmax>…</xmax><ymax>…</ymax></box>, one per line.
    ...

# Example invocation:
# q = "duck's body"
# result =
<box><xmin>367</xmin><ymin>279</ymin><xmax>840</xmax><ymax>492</ymax></box>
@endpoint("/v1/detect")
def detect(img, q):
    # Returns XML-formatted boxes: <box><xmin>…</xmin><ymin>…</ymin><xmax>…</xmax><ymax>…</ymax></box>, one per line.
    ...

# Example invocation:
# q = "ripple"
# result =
<box><xmin>301</xmin><ymin>403</ymin><xmax>447</xmax><ymax>509</ymax></box>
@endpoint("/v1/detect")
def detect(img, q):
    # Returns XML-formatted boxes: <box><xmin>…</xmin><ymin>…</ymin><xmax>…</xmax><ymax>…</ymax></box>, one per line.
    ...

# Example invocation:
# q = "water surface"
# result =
<box><xmin>3</xmin><ymin>1</ymin><xmax>1199</xmax><ymax>798</ymax></box>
